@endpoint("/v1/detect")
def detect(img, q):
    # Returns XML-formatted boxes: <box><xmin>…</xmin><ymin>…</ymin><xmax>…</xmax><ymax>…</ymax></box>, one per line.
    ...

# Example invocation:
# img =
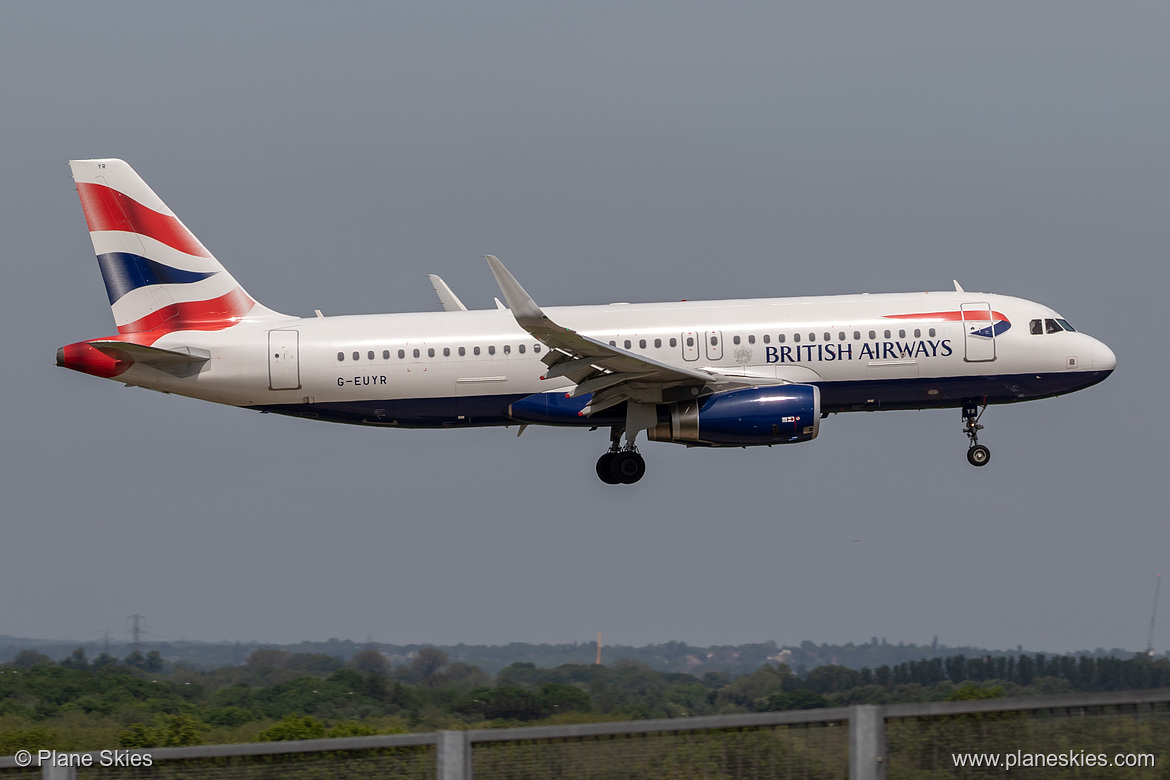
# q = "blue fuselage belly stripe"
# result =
<box><xmin>250</xmin><ymin>370</ymin><xmax>1111</xmax><ymax>429</ymax></box>
<box><xmin>96</xmin><ymin>252</ymin><xmax>216</xmax><ymax>304</ymax></box>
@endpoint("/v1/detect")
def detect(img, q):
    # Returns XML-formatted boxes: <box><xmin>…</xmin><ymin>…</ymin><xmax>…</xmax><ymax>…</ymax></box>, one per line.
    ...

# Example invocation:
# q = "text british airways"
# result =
<box><xmin>765</xmin><ymin>339</ymin><xmax>953</xmax><ymax>364</ymax></box>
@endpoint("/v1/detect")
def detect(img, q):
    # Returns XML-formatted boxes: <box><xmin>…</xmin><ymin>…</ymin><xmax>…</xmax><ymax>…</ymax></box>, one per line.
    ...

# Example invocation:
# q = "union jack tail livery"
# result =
<box><xmin>68</xmin><ymin>159</ymin><xmax>282</xmax><ymax>335</ymax></box>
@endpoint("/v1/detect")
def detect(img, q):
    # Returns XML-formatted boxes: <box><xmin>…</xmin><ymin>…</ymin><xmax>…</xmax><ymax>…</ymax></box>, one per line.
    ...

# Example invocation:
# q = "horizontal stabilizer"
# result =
<box><xmin>88</xmin><ymin>340</ymin><xmax>211</xmax><ymax>377</ymax></box>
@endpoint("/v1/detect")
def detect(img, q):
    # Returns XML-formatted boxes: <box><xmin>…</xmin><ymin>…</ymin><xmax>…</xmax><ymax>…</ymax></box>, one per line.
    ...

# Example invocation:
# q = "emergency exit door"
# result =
<box><xmin>269</xmin><ymin>330</ymin><xmax>301</xmax><ymax>390</ymax></box>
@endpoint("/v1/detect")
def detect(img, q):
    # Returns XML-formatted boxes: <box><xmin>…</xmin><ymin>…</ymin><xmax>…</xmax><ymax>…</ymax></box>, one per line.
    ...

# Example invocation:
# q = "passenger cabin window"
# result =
<box><xmin>823</xmin><ymin>332</ymin><xmax>830</xmax><ymax>341</ymax></box>
<box><xmin>474</xmin><ymin>346</ymin><xmax>481</xmax><ymax>355</ymax></box>
<box><xmin>686</xmin><ymin>336</ymin><xmax>694</xmax><ymax>347</ymax></box>
<box><xmin>809</xmin><ymin>333</ymin><xmax>816</xmax><ymax>342</ymax></box>
<box><xmin>733</xmin><ymin>335</ymin><xmax>741</xmax><ymax>345</ymax></box>
<box><xmin>898</xmin><ymin>330</ymin><xmax>905</xmax><ymax>339</ymax></box>
<box><xmin>763</xmin><ymin>334</ymin><xmax>770</xmax><ymax>344</ymax></box>
<box><xmin>518</xmin><ymin>344</ymin><xmax>525</xmax><ymax>354</ymax></box>
<box><xmin>413</xmin><ymin>349</ymin><xmax>420</xmax><ymax>358</ymax></box>
<box><xmin>838</xmin><ymin>332</ymin><xmax>845</xmax><ymax>341</ymax></box>
<box><xmin>914</xmin><ymin>329</ymin><xmax>921</xmax><ymax>338</ymax></box>
<box><xmin>383</xmin><ymin>350</ymin><xmax>390</xmax><ymax>359</ymax></box>
<box><xmin>427</xmin><ymin>348</ymin><xmax>435</xmax><ymax>357</ymax></box>
<box><xmin>778</xmin><ymin>334</ymin><xmax>786</xmax><ymax>343</ymax></box>
<box><xmin>869</xmin><ymin>330</ymin><xmax>876</xmax><ymax>339</ymax></box>
<box><xmin>853</xmin><ymin>331</ymin><xmax>861</xmax><ymax>340</ymax></box>
<box><xmin>624</xmin><ymin>340</ymin><xmax>631</xmax><ymax>349</ymax></box>
<box><xmin>670</xmin><ymin>338</ymin><xmax>677</xmax><ymax>347</ymax></box>
<box><xmin>488</xmin><ymin>345</ymin><xmax>496</xmax><ymax>355</ymax></box>
<box><xmin>639</xmin><ymin>339</ymin><xmax>646</xmax><ymax>348</ymax></box>
<box><xmin>928</xmin><ymin>328</ymin><xmax>936</xmax><ymax>337</ymax></box>
<box><xmin>337</xmin><ymin>352</ymin><xmax>345</xmax><ymax>361</ymax></box>
<box><xmin>748</xmin><ymin>335</ymin><xmax>755</xmax><ymax>344</ymax></box>
<box><xmin>458</xmin><ymin>347</ymin><xmax>466</xmax><ymax>356</ymax></box>
<box><xmin>352</xmin><ymin>351</ymin><xmax>360</xmax><ymax>361</ymax></box>
<box><xmin>443</xmin><ymin>347</ymin><xmax>451</xmax><ymax>357</ymax></box>
<box><xmin>883</xmin><ymin>330</ymin><xmax>891</xmax><ymax>339</ymax></box>
<box><xmin>1045</xmin><ymin>319</ymin><xmax>1061</xmax><ymax>334</ymax></box>
<box><xmin>503</xmin><ymin>345</ymin><xmax>511</xmax><ymax>354</ymax></box>
<box><xmin>794</xmin><ymin>333</ymin><xmax>801</xmax><ymax>343</ymax></box>
<box><xmin>398</xmin><ymin>349</ymin><xmax>406</xmax><ymax>359</ymax></box>
<box><xmin>534</xmin><ymin>344</ymin><xmax>542</xmax><ymax>353</ymax></box>
<box><xmin>368</xmin><ymin>351</ymin><xmax>375</xmax><ymax>360</ymax></box>
<box><xmin>654</xmin><ymin>338</ymin><xmax>662</xmax><ymax>348</ymax></box>
<box><xmin>710</xmin><ymin>336</ymin><xmax>718</xmax><ymax>346</ymax></box>
<box><xmin>609</xmin><ymin>340</ymin><xmax>616</xmax><ymax>347</ymax></box>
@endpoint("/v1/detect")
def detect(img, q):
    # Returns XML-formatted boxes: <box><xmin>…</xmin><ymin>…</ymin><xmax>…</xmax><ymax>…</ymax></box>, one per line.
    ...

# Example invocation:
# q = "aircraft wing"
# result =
<box><xmin>486</xmin><ymin>255</ymin><xmax>780</xmax><ymax>415</ymax></box>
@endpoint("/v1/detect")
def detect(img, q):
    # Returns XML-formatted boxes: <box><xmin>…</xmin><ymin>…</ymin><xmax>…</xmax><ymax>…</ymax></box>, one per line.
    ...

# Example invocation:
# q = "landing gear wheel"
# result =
<box><xmin>596</xmin><ymin>453</ymin><xmax>619</xmax><ymax>484</ymax></box>
<box><xmin>967</xmin><ymin>445</ymin><xmax>991</xmax><ymax>467</ymax></box>
<box><xmin>610</xmin><ymin>451</ymin><xmax>646</xmax><ymax>484</ymax></box>
<box><xmin>961</xmin><ymin>402</ymin><xmax>990</xmax><ymax>468</ymax></box>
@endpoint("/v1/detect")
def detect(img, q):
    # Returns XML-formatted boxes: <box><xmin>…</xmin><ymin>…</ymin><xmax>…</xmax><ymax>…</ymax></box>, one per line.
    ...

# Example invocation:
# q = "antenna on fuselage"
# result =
<box><xmin>953</xmin><ymin>280</ymin><xmax>965</xmax><ymax>293</ymax></box>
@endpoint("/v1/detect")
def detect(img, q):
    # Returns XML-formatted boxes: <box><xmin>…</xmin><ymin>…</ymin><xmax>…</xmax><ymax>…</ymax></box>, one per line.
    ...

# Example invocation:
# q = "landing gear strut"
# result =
<box><xmin>963</xmin><ymin>402</ymin><xmax>990</xmax><ymax>467</ymax></box>
<box><xmin>596</xmin><ymin>426</ymin><xmax>646</xmax><ymax>484</ymax></box>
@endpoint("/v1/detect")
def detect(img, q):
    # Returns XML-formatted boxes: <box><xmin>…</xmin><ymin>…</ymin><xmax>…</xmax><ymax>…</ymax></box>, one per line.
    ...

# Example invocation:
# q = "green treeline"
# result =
<box><xmin>1</xmin><ymin>648</ymin><xmax>1167</xmax><ymax>754</ymax></box>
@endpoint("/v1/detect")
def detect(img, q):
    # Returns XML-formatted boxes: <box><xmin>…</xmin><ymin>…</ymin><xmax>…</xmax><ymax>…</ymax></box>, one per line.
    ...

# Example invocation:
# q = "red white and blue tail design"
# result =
<box><xmin>69</xmin><ymin>159</ymin><xmax>282</xmax><ymax>335</ymax></box>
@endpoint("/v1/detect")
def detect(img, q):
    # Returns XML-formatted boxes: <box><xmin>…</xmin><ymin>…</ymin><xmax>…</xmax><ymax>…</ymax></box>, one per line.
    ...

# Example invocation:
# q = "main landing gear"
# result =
<box><xmin>963</xmin><ymin>402</ymin><xmax>990</xmax><ymax>467</ymax></box>
<box><xmin>596</xmin><ymin>427</ymin><xmax>646</xmax><ymax>484</ymax></box>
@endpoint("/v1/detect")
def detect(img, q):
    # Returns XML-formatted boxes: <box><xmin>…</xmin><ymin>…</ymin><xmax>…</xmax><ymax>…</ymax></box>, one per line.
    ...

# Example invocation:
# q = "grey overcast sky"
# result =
<box><xmin>1</xmin><ymin>2</ymin><xmax>1166</xmax><ymax>654</ymax></box>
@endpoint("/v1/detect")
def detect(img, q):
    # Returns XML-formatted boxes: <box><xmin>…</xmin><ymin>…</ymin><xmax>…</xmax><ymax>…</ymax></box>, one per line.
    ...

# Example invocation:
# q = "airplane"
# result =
<box><xmin>57</xmin><ymin>159</ymin><xmax>1116</xmax><ymax>484</ymax></box>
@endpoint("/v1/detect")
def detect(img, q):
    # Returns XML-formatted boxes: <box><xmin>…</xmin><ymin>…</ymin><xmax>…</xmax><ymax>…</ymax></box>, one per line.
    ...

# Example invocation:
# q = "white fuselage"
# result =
<box><xmin>110</xmin><ymin>290</ymin><xmax>1114</xmax><ymax>429</ymax></box>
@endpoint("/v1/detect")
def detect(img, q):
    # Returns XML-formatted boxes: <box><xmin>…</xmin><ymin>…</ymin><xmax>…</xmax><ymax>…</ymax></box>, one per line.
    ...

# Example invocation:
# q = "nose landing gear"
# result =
<box><xmin>596</xmin><ymin>426</ymin><xmax>647</xmax><ymax>484</ymax></box>
<box><xmin>963</xmin><ymin>402</ymin><xmax>990</xmax><ymax>467</ymax></box>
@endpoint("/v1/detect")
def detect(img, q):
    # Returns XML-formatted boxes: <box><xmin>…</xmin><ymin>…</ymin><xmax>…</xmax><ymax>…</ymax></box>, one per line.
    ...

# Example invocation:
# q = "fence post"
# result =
<box><xmin>437</xmin><ymin>730</ymin><xmax>470</xmax><ymax>780</ymax></box>
<box><xmin>849</xmin><ymin>705</ymin><xmax>886</xmax><ymax>780</ymax></box>
<box><xmin>42</xmin><ymin>763</ymin><xmax>76</xmax><ymax>780</ymax></box>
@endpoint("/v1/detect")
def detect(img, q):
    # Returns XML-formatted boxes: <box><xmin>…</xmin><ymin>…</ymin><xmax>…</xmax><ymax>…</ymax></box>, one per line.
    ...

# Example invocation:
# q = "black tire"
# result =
<box><xmin>596</xmin><ymin>453</ymin><xmax>619</xmax><ymax>484</ymax></box>
<box><xmin>610</xmin><ymin>451</ymin><xmax>646</xmax><ymax>484</ymax></box>
<box><xmin>967</xmin><ymin>445</ymin><xmax>991</xmax><ymax>467</ymax></box>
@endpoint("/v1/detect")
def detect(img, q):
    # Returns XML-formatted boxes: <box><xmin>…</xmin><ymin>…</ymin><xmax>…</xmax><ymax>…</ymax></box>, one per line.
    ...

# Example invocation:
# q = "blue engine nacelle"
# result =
<box><xmin>648</xmin><ymin>385</ymin><xmax>820</xmax><ymax>446</ymax></box>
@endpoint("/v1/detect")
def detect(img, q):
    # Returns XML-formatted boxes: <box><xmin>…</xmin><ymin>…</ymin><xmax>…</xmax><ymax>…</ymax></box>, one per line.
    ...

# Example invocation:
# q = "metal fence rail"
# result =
<box><xmin>1</xmin><ymin>688</ymin><xmax>1167</xmax><ymax>779</ymax></box>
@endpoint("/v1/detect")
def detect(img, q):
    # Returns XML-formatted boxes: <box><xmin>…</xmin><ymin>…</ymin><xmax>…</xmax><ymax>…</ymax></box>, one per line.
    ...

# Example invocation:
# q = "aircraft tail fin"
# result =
<box><xmin>69</xmin><ymin>158</ymin><xmax>284</xmax><ymax>334</ymax></box>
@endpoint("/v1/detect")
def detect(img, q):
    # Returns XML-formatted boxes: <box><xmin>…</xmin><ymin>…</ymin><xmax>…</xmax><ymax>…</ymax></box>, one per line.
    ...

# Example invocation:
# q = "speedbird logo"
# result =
<box><xmin>884</xmin><ymin>310</ymin><xmax>1012</xmax><ymax>338</ymax></box>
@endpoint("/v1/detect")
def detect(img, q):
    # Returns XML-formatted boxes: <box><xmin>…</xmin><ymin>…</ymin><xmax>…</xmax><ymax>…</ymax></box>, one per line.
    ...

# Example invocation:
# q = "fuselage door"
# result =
<box><xmin>960</xmin><ymin>303</ymin><xmax>996</xmax><ymax>362</ymax></box>
<box><xmin>705</xmin><ymin>330</ymin><xmax>723</xmax><ymax>362</ymax></box>
<box><xmin>681</xmin><ymin>331</ymin><xmax>699</xmax><ymax>361</ymax></box>
<box><xmin>268</xmin><ymin>329</ymin><xmax>301</xmax><ymax>390</ymax></box>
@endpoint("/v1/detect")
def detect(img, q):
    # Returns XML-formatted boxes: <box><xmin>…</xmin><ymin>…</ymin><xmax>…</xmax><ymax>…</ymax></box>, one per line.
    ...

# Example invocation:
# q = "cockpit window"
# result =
<box><xmin>1045</xmin><ymin>319</ymin><xmax>1062</xmax><ymax>334</ymax></box>
<box><xmin>1030</xmin><ymin>319</ymin><xmax>1043</xmax><ymax>335</ymax></box>
<box><xmin>1056</xmin><ymin>318</ymin><xmax>1076</xmax><ymax>332</ymax></box>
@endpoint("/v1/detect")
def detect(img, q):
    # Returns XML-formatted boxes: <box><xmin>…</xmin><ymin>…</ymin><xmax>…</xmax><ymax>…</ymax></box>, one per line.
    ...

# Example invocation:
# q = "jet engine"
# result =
<box><xmin>648</xmin><ymin>385</ymin><xmax>820</xmax><ymax>447</ymax></box>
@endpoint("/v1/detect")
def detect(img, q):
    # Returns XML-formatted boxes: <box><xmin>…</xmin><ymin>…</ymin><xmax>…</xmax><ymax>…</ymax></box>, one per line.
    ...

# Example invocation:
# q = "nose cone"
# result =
<box><xmin>1092</xmin><ymin>339</ymin><xmax>1116</xmax><ymax>373</ymax></box>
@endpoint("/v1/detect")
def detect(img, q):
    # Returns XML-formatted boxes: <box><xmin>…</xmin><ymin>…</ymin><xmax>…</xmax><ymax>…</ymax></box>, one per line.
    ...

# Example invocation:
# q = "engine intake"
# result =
<box><xmin>649</xmin><ymin>384</ymin><xmax>820</xmax><ymax>446</ymax></box>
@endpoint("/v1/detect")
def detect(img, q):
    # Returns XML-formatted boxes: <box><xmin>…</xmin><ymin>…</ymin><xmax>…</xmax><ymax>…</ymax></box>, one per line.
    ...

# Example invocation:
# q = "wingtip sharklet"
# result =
<box><xmin>485</xmin><ymin>255</ymin><xmax>544</xmax><ymax>322</ymax></box>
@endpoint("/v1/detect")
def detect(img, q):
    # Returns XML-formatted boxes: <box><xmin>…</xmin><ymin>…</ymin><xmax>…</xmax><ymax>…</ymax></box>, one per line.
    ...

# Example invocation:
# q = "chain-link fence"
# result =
<box><xmin>471</xmin><ymin>719</ymin><xmax>849</xmax><ymax>780</ymax></box>
<box><xmin>886</xmin><ymin>696</ymin><xmax>1170</xmax><ymax>779</ymax></box>
<box><xmin>2</xmin><ymin>689</ymin><xmax>1167</xmax><ymax>779</ymax></box>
